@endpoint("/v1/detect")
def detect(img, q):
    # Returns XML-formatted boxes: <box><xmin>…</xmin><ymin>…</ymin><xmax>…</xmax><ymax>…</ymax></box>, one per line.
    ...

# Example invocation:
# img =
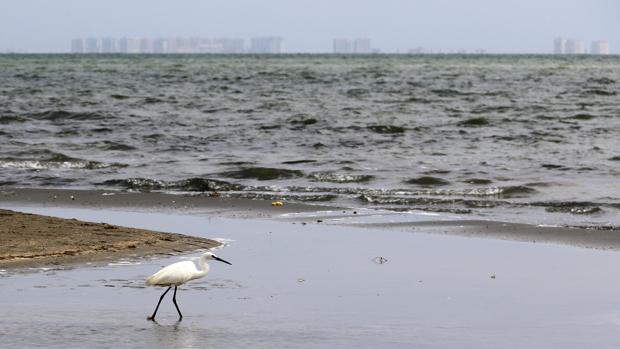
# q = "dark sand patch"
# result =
<box><xmin>349</xmin><ymin>219</ymin><xmax>620</xmax><ymax>251</ymax></box>
<box><xmin>0</xmin><ymin>188</ymin><xmax>332</xmax><ymax>218</ymax></box>
<box><xmin>0</xmin><ymin>209</ymin><xmax>218</xmax><ymax>270</ymax></box>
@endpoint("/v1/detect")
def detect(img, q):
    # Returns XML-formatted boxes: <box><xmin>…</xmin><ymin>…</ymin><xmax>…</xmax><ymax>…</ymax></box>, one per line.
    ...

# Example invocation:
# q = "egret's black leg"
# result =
<box><xmin>172</xmin><ymin>286</ymin><xmax>183</xmax><ymax>320</ymax></box>
<box><xmin>147</xmin><ymin>287</ymin><xmax>171</xmax><ymax>321</ymax></box>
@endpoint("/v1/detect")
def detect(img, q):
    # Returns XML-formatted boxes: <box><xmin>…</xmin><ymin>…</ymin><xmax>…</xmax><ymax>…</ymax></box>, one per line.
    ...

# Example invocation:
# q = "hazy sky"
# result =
<box><xmin>1</xmin><ymin>0</ymin><xmax>618</xmax><ymax>53</ymax></box>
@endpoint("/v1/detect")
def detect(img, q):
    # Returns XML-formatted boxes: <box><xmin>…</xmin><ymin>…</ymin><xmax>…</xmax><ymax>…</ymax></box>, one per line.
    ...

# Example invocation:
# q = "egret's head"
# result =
<box><xmin>204</xmin><ymin>251</ymin><xmax>232</xmax><ymax>265</ymax></box>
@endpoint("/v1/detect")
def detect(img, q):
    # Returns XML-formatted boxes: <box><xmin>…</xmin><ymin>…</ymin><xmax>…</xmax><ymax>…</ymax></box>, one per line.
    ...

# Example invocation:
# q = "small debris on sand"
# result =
<box><xmin>373</xmin><ymin>256</ymin><xmax>388</xmax><ymax>264</ymax></box>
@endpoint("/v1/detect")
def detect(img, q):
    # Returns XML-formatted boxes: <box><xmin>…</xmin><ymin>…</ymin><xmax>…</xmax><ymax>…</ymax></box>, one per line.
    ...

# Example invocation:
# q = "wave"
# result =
<box><xmin>30</xmin><ymin>110</ymin><xmax>111</xmax><ymax>121</ymax></box>
<box><xmin>90</xmin><ymin>174</ymin><xmax>620</xmax><ymax>219</ymax></box>
<box><xmin>545</xmin><ymin>206</ymin><xmax>603</xmax><ymax>215</ymax></box>
<box><xmin>226</xmin><ymin>192</ymin><xmax>337</xmax><ymax>202</ymax></box>
<box><xmin>367</xmin><ymin>125</ymin><xmax>405</xmax><ymax>134</ymax></box>
<box><xmin>357</xmin><ymin>194</ymin><xmax>473</xmax><ymax>214</ymax></box>
<box><xmin>101</xmin><ymin>177</ymin><xmax>244</xmax><ymax>192</ymax></box>
<box><xmin>0</xmin><ymin>115</ymin><xmax>27</xmax><ymax>124</ymax></box>
<box><xmin>144</xmin><ymin>97</ymin><xmax>164</xmax><ymax>104</ymax></box>
<box><xmin>309</xmin><ymin>172</ymin><xmax>374</xmax><ymax>183</ymax></box>
<box><xmin>534</xmin><ymin>201</ymin><xmax>606</xmax><ymax>215</ymax></box>
<box><xmin>101</xmin><ymin>141</ymin><xmax>136</xmax><ymax>151</ymax></box>
<box><xmin>462</xmin><ymin>178</ymin><xmax>493</xmax><ymax>185</ymax></box>
<box><xmin>569</xmin><ymin>113</ymin><xmax>598</xmax><ymax>120</ymax></box>
<box><xmin>287</xmin><ymin>114</ymin><xmax>318</xmax><ymax>127</ymax></box>
<box><xmin>218</xmin><ymin>167</ymin><xmax>305</xmax><ymax>181</ymax></box>
<box><xmin>587</xmin><ymin>77</ymin><xmax>615</xmax><ymax>85</ymax></box>
<box><xmin>345</xmin><ymin>88</ymin><xmax>370</xmax><ymax>98</ymax></box>
<box><xmin>358</xmin><ymin>194</ymin><xmax>461</xmax><ymax>206</ymax></box>
<box><xmin>284</xmin><ymin>185</ymin><xmax>536</xmax><ymax>198</ymax></box>
<box><xmin>581</xmin><ymin>89</ymin><xmax>616</xmax><ymax>96</ymax></box>
<box><xmin>0</xmin><ymin>152</ymin><xmax>126</xmax><ymax>170</ymax></box>
<box><xmin>281</xmin><ymin>159</ymin><xmax>317</xmax><ymax>165</ymax></box>
<box><xmin>431</xmin><ymin>89</ymin><xmax>470</xmax><ymax>97</ymax></box>
<box><xmin>470</xmin><ymin>105</ymin><xmax>513</xmax><ymax>114</ymax></box>
<box><xmin>458</xmin><ymin>117</ymin><xmax>490</xmax><ymax>127</ymax></box>
<box><xmin>405</xmin><ymin>176</ymin><xmax>450</xmax><ymax>186</ymax></box>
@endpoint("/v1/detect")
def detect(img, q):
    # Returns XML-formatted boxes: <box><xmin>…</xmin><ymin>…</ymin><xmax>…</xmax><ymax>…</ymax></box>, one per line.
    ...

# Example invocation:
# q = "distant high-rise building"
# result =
<box><xmin>84</xmin><ymin>37</ymin><xmax>100</xmax><ymax>53</ymax></box>
<box><xmin>553</xmin><ymin>37</ymin><xmax>566</xmax><ymax>54</ymax></box>
<box><xmin>71</xmin><ymin>36</ymin><xmax>246</xmax><ymax>54</ymax></box>
<box><xmin>250</xmin><ymin>37</ymin><xmax>283</xmax><ymax>53</ymax></box>
<box><xmin>186</xmin><ymin>37</ymin><xmax>199</xmax><ymax>53</ymax></box>
<box><xmin>408</xmin><ymin>46</ymin><xmax>426</xmax><ymax>54</ymax></box>
<box><xmin>166</xmin><ymin>37</ymin><xmax>190</xmax><ymax>53</ymax></box>
<box><xmin>590</xmin><ymin>41</ymin><xmax>609</xmax><ymax>55</ymax></box>
<box><xmin>219</xmin><ymin>38</ymin><xmax>244</xmax><ymax>53</ymax></box>
<box><xmin>333</xmin><ymin>39</ymin><xmax>352</xmax><ymax>54</ymax></box>
<box><xmin>71</xmin><ymin>38</ymin><xmax>85</xmax><ymax>53</ymax></box>
<box><xmin>195</xmin><ymin>38</ymin><xmax>220</xmax><ymax>53</ymax></box>
<box><xmin>190</xmin><ymin>38</ymin><xmax>243</xmax><ymax>53</ymax></box>
<box><xmin>152</xmin><ymin>38</ymin><xmax>168</xmax><ymax>53</ymax></box>
<box><xmin>119</xmin><ymin>37</ymin><xmax>141</xmax><ymax>53</ymax></box>
<box><xmin>565</xmin><ymin>39</ymin><xmax>584</xmax><ymax>54</ymax></box>
<box><xmin>353</xmin><ymin>38</ymin><xmax>371</xmax><ymax>54</ymax></box>
<box><xmin>139</xmin><ymin>37</ymin><xmax>153</xmax><ymax>53</ymax></box>
<box><xmin>163</xmin><ymin>38</ymin><xmax>178</xmax><ymax>53</ymax></box>
<box><xmin>100</xmin><ymin>37</ymin><xmax>118</xmax><ymax>53</ymax></box>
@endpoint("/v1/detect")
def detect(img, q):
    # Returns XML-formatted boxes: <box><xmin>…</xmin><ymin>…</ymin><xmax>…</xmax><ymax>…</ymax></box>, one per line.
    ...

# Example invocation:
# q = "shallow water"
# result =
<box><xmin>1</xmin><ymin>54</ymin><xmax>619</xmax><ymax>227</ymax></box>
<box><xmin>3</xmin><ymin>207</ymin><xmax>620</xmax><ymax>348</ymax></box>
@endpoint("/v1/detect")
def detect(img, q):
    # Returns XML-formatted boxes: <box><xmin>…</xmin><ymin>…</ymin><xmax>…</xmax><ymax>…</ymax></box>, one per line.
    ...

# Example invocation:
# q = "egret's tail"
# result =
<box><xmin>145</xmin><ymin>275</ymin><xmax>156</xmax><ymax>286</ymax></box>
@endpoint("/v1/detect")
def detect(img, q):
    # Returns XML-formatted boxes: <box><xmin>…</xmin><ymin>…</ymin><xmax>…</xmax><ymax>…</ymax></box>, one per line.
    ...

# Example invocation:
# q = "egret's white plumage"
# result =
<box><xmin>146</xmin><ymin>259</ymin><xmax>210</xmax><ymax>286</ymax></box>
<box><xmin>145</xmin><ymin>251</ymin><xmax>231</xmax><ymax>321</ymax></box>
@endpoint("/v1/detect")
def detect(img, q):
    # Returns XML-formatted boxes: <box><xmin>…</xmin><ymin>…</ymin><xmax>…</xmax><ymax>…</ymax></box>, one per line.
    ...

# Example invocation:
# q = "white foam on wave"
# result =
<box><xmin>0</xmin><ymin>160</ymin><xmax>110</xmax><ymax>170</ymax></box>
<box><xmin>211</xmin><ymin>238</ymin><xmax>235</xmax><ymax>250</ymax></box>
<box><xmin>107</xmin><ymin>260</ymin><xmax>142</xmax><ymax>266</ymax></box>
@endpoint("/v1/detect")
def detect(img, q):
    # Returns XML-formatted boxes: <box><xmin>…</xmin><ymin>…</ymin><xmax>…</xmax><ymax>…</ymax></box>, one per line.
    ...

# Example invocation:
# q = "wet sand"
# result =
<box><xmin>1</xmin><ymin>188</ymin><xmax>620</xmax><ymax>347</ymax></box>
<box><xmin>0</xmin><ymin>187</ymin><xmax>332</xmax><ymax>218</ymax></box>
<box><xmin>2</xmin><ymin>187</ymin><xmax>620</xmax><ymax>252</ymax></box>
<box><xmin>3</xmin><ymin>206</ymin><xmax>620</xmax><ymax>348</ymax></box>
<box><xmin>0</xmin><ymin>208</ymin><xmax>218</xmax><ymax>270</ymax></box>
<box><xmin>347</xmin><ymin>219</ymin><xmax>620</xmax><ymax>251</ymax></box>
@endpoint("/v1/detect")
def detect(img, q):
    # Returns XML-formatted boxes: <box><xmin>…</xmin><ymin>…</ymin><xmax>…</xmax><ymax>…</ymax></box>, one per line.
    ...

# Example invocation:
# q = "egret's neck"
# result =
<box><xmin>197</xmin><ymin>254</ymin><xmax>211</xmax><ymax>276</ymax></box>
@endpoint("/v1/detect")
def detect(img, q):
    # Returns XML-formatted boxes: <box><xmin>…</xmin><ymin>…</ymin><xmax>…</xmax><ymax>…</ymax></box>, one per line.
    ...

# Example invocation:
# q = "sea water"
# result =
<box><xmin>1</xmin><ymin>54</ymin><xmax>619</xmax><ymax>227</ymax></box>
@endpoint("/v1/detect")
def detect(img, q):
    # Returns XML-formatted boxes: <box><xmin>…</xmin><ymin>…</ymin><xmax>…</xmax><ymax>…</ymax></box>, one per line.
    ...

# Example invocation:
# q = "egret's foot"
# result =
<box><xmin>147</xmin><ymin>315</ymin><xmax>155</xmax><ymax>321</ymax></box>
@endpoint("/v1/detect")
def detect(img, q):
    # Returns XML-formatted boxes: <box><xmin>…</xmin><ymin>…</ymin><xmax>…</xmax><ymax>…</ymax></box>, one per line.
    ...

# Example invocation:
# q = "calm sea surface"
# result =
<box><xmin>1</xmin><ymin>54</ymin><xmax>619</xmax><ymax>227</ymax></box>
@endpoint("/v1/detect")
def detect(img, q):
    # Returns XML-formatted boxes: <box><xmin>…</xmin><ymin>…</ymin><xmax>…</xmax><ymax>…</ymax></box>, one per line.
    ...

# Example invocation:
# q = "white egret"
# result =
<box><xmin>145</xmin><ymin>251</ymin><xmax>232</xmax><ymax>321</ymax></box>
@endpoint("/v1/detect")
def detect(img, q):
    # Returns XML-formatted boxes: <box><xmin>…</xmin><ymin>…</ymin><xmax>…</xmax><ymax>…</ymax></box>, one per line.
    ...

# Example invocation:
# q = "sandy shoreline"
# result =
<box><xmin>0</xmin><ymin>208</ymin><xmax>218</xmax><ymax>270</ymax></box>
<box><xmin>0</xmin><ymin>187</ymin><xmax>333</xmax><ymax>270</ymax></box>
<box><xmin>2</xmin><ymin>187</ymin><xmax>620</xmax><ymax>272</ymax></box>
<box><xmin>0</xmin><ymin>187</ymin><xmax>332</xmax><ymax>217</ymax></box>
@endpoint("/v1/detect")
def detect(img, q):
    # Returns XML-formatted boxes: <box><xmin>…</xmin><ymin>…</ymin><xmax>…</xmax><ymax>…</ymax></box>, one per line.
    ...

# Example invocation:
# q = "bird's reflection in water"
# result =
<box><xmin>148</xmin><ymin>319</ymin><xmax>212</xmax><ymax>349</ymax></box>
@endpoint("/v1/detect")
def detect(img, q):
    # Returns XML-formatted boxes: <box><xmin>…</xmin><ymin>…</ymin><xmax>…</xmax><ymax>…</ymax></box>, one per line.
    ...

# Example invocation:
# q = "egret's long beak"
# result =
<box><xmin>214</xmin><ymin>256</ymin><xmax>232</xmax><ymax>265</ymax></box>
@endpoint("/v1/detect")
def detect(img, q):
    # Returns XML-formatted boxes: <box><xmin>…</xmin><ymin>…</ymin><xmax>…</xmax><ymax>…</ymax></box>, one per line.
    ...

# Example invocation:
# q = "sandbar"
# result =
<box><xmin>0</xmin><ymin>208</ymin><xmax>218</xmax><ymax>270</ymax></box>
